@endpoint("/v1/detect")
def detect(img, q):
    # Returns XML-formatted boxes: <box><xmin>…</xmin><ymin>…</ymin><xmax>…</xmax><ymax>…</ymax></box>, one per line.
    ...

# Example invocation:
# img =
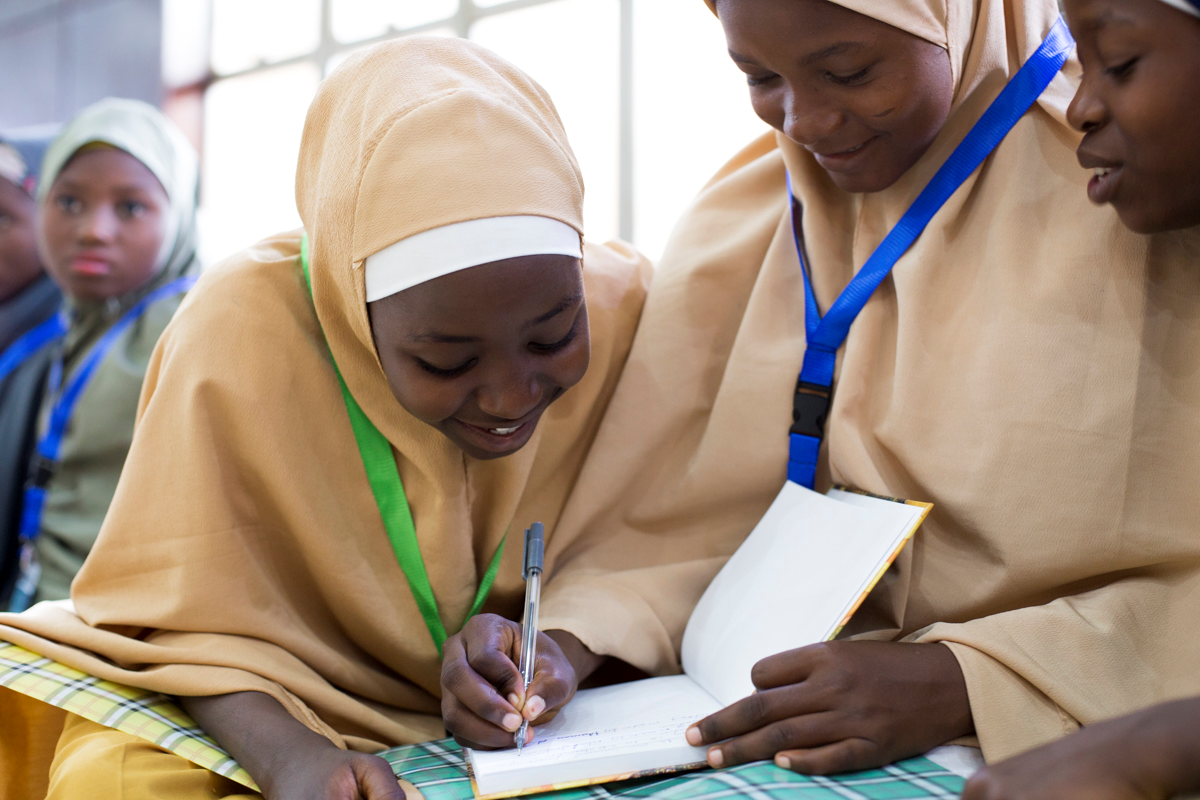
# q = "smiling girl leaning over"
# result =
<box><xmin>0</xmin><ymin>37</ymin><xmax>648</xmax><ymax>800</ymax></box>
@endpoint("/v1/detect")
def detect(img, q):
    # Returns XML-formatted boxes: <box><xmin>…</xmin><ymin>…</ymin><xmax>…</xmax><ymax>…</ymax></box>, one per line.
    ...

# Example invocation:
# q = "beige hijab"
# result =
<box><xmin>0</xmin><ymin>37</ymin><xmax>649</xmax><ymax>751</ymax></box>
<box><xmin>538</xmin><ymin>0</ymin><xmax>1200</xmax><ymax>762</ymax></box>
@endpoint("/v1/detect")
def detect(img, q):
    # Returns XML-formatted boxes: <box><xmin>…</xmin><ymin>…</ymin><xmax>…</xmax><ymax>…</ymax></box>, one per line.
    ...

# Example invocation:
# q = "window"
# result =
<box><xmin>163</xmin><ymin>0</ymin><xmax>768</xmax><ymax>264</ymax></box>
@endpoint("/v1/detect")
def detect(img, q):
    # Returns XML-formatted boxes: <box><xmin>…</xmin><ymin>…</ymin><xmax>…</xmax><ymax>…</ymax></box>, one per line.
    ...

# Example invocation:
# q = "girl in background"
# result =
<box><xmin>6</xmin><ymin>98</ymin><xmax>198</xmax><ymax>610</ymax></box>
<box><xmin>0</xmin><ymin>126</ymin><xmax>60</xmax><ymax>603</ymax></box>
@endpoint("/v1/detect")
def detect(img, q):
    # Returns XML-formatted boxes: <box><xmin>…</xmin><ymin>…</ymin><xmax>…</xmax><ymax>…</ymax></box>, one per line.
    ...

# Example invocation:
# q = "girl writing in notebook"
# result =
<box><xmin>964</xmin><ymin>0</ymin><xmax>1200</xmax><ymax>796</ymax></box>
<box><xmin>456</xmin><ymin>0</ymin><xmax>1200</xmax><ymax>777</ymax></box>
<box><xmin>0</xmin><ymin>38</ymin><xmax>649</xmax><ymax>799</ymax></box>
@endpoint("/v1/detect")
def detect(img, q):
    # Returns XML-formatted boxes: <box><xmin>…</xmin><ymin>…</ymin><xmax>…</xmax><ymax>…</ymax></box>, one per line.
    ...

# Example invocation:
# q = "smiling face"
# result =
<box><xmin>368</xmin><ymin>253</ymin><xmax>590</xmax><ymax>460</ymax></box>
<box><xmin>40</xmin><ymin>146</ymin><xmax>170</xmax><ymax>302</ymax></box>
<box><xmin>1065</xmin><ymin>0</ymin><xmax>1200</xmax><ymax>233</ymax></box>
<box><xmin>0</xmin><ymin>177</ymin><xmax>44</xmax><ymax>304</ymax></box>
<box><xmin>714</xmin><ymin>0</ymin><xmax>954</xmax><ymax>193</ymax></box>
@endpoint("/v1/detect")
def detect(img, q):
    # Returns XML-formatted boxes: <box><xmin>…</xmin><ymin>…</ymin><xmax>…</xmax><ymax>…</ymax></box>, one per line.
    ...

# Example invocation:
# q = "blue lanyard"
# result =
<box><xmin>0</xmin><ymin>313</ymin><xmax>68</xmax><ymax>384</ymax></box>
<box><xmin>7</xmin><ymin>275</ymin><xmax>195</xmax><ymax>613</ymax></box>
<box><xmin>786</xmin><ymin>18</ymin><xmax>1074</xmax><ymax>490</ymax></box>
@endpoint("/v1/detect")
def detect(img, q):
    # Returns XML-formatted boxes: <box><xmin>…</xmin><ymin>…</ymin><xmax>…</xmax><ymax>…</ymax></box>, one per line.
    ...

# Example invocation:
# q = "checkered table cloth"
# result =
<box><xmin>2</xmin><ymin>641</ymin><xmax>965</xmax><ymax>799</ymax></box>
<box><xmin>0</xmin><ymin>641</ymin><xmax>257</xmax><ymax>789</ymax></box>
<box><xmin>382</xmin><ymin>739</ymin><xmax>964</xmax><ymax>800</ymax></box>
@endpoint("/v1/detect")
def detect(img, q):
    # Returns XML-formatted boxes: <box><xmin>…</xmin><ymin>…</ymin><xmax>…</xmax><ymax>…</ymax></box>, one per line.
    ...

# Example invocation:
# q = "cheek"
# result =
<box><xmin>548</xmin><ymin>330</ymin><xmax>591</xmax><ymax>392</ymax></box>
<box><xmin>382</xmin><ymin>360</ymin><xmax>469</xmax><ymax>424</ymax></box>
<box><xmin>749</xmin><ymin>89</ymin><xmax>785</xmax><ymax>130</ymax></box>
<box><xmin>123</xmin><ymin>213</ymin><xmax>169</xmax><ymax>270</ymax></box>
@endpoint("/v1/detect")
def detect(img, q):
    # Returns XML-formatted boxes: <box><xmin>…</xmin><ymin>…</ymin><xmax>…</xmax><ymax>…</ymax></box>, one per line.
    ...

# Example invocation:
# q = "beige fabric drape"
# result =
<box><xmin>539</xmin><ymin>0</ymin><xmax>1200</xmax><ymax>762</ymax></box>
<box><xmin>0</xmin><ymin>37</ymin><xmax>649</xmax><ymax>751</ymax></box>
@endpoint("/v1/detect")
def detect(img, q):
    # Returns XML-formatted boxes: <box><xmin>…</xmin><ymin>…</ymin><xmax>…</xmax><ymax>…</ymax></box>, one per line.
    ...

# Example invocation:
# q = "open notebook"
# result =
<box><xmin>466</xmin><ymin>484</ymin><xmax>931</xmax><ymax>799</ymax></box>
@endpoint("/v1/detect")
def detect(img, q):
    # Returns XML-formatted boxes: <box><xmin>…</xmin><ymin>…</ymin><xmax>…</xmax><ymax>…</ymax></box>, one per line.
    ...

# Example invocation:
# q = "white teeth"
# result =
<box><xmin>1094</xmin><ymin>167</ymin><xmax>1113</xmax><ymax>177</ymax></box>
<box><xmin>489</xmin><ymin>426</ymin><xmax>520</xmax><ymax>435</ymax></box>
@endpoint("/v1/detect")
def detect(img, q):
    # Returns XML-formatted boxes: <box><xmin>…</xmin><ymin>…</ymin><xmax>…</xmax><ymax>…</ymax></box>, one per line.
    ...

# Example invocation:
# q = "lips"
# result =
<box><xmin>451</xmin><ymin>416</ymin><xmax>539</xmax><ymax>456</ymax></box>
<box><xmin>70</xmin><ymin>256</ymin><xmax>112</xmax><ymax>277</ymax></box>
<box><xmin>1086</xmin><ymin>165</ymin><xmax>1123</xmax><ymax>206</ymax></box>
<box><xmin>811</xmin><ymin>136</ymin><xmax>879</xmax><ymax>171</ymax></box>
<box><xmin>1077</xmin><ymin>149</ymin><xmax>1124</xmax><ymax>207</ymax></box>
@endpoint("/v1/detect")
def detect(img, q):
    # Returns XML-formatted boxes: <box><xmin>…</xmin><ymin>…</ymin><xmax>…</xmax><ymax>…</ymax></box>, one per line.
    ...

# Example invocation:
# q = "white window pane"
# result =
<box><xmin>632</xmin><ymin>0</ymin><xmax>769</xmax><ymax>262</ymax></box>
<box><xmin>199</xmin><ymin>62</ymin><xmax>321</xmax><ymax>263</ymax></box>
<box><xmin>332</xmin><ymin>0</ymin><xmax>459</xmax><ymax>44</ymax></box>
<box><xmin>471</xmin><ymin>0</ymin><xmax>620</xmax><ymax>245</ymax></box>
<box><xmin>211</xmin><ymin>0</ymin><xmax>321</xmax><ymax>75</ymax></box>
<box><xmin>162</xmin><ymin>0</ymin><xmax>212</xmax><ymax>88</ymax></box>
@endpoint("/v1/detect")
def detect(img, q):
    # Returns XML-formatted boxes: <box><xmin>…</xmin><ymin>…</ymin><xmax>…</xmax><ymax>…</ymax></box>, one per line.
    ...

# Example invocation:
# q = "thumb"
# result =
<box><xmin>354</xmin><ymin>757</ymin><xmax>406</xmax><ymax>800</ymax></box>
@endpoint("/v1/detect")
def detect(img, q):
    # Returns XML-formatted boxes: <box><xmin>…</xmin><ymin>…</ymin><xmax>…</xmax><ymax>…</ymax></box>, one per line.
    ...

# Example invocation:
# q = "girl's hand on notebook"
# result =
<box><xmin>961</xmin><ymin>697</ymin><xmax>1200</xmax><ymax>800</ymax></box>
<box><xmin>441</xmin><ymin>614</ymin><xmax>595</xmax><ymax>750</ymax></box>
<box><xmin>684</xmin><ymin>641</ymin><xmax>972</xmax><ymax>774</ymax></box>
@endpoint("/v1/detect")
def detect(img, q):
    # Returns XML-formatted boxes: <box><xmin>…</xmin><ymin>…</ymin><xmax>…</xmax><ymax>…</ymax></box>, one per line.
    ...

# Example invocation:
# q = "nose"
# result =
<box><xmin>781</xmin><ymin>84</ymin><xmax>845</xmax><ymax>148</ymax></box>
<box><xmin>78</xmin><ymin>204</ymin><xmax>118</xmax><ymax>244</ymax></box>
<box><xmin>474</xmin><ymin>358</ymin><xmax>543</xmax><ymax>422</ymax></box>
<box><xmin>1067</xmin><ymin>74</ymin><xmax>1107</xmax><ymax>134</ymax></box>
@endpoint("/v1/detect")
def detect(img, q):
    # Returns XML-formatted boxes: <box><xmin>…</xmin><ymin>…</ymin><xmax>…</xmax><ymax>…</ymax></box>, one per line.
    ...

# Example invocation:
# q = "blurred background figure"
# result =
<box><xmin>0</xmin><ymin>126</ymin><xmax>60</xmax><ymax>607</ymax></box>
<box><xmin>1</xmin><ymin>0</ymin><xmax>769</xmax><ymax>267</ymax></box>
<box><xmin>3</xmin><ymin>99</ymin><xmax>199</xmax><ymax>611</ymax></box>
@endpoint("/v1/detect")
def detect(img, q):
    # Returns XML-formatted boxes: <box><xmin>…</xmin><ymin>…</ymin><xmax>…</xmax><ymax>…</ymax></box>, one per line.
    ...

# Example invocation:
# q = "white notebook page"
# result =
<box><xmin>468</xmin><ymin>675</ymin><xmax>718</xmax><ymax>796</ymax></box>
<box><xmin>681</xmin><ymin>483</ymin><xmax>921</xmax><ymax>706</ymax></box>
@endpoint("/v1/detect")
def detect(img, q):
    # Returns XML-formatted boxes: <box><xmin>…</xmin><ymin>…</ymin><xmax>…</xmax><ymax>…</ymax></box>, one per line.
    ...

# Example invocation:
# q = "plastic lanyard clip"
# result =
<box><xmin>790</xmin><ymin>380</ymin><xmax>831</xmax><ymax>439</ymax></box>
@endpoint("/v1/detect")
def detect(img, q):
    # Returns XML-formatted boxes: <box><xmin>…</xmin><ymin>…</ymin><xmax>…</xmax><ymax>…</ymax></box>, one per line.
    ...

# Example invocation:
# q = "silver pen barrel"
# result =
<box><xmin>515</xmin><ymin>522</ymin><xmax>545</xmax><ymax>752</ymax></box>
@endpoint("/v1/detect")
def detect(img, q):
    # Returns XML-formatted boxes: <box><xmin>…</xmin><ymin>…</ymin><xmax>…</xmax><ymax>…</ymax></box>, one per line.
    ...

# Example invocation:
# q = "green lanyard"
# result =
<box><xmin>301</xmin><ymin>236</ymin><xmax>505</xmax><ymax>655</ymax></box>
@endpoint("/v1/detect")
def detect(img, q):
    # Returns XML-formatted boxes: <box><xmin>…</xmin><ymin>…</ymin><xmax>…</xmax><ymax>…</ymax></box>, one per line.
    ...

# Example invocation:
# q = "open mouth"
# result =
<box><xmin>1087</xmin><ymin>165</ymin><xmax>1122</xmax><ymax>206</ymax></box>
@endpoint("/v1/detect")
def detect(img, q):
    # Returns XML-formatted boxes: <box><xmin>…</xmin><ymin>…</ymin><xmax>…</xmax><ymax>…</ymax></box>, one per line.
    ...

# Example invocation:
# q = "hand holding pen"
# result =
<box><xmin>439</xmin><ymin>523</ymin><xmax>588</xmax><ymax>751</ymax></box>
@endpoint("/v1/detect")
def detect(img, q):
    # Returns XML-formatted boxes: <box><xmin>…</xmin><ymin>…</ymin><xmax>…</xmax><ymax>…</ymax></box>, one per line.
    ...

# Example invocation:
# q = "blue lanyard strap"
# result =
<box><xmin>787</xmin><ymin>18</ymin><xmax>1074</xmax><ymax>489</ymax></box>
<box><xmin>0</xmin><ymin>313</ymin><xmax>68</xmax><ymax>384</ymax></box>
<box><xmin>17</xmin><ymin>275</ymin><xmax>197</xmax><ymax>541</ymax></box>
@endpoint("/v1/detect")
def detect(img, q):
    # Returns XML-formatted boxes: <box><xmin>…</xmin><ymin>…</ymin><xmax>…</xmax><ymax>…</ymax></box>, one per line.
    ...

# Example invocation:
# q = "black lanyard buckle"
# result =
<box><xmin>790</xmin><ymin>381</ymin><xmax>831</xmax><ymax>438</ymax></box>
<box><xmin>26</xmin><ymin>454</ymin><xmax>57</xmax><ymax>490</ymax></box>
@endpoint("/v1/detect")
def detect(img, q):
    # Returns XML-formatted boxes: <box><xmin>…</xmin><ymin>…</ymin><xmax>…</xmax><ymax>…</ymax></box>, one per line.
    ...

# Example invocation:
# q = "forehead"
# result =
<box><xmin>1065</xmin><ymin>0</ymin><xmax>1153</xmax><ymax>32</ymax></box>
<box><xmin>53</xmin><ymin>146</ymin><xmax>165</xmax><ymax>196</ymax></box>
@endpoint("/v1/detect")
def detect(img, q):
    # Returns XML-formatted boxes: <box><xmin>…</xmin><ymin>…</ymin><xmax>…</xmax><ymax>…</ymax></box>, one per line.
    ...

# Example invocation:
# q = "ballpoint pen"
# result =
<box><xmin>515</xmin><ymin>522</ymin><xmax>544</xmax><ymax>753</ymax></box>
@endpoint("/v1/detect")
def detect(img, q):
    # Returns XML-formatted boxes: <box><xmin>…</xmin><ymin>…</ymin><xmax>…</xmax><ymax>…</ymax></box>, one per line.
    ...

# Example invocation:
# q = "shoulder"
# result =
<box><xmin>157</xmin><ymin>230</ymin><xmax>314</xmax><ymax>356</ymax></box>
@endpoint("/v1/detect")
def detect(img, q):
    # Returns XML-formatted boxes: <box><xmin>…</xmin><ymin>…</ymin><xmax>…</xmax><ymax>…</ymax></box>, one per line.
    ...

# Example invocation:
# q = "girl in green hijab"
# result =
<box><xmin>5</xmin><ymin>98</ymin><xmax>199</xmax><ymax>610</ymax></box>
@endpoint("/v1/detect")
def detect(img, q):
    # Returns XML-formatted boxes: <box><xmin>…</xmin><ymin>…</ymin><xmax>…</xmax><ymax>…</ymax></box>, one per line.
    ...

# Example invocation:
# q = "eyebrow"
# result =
<box><xmin>52</xmin><ymin>179</ymin><xmax>156</xmax><ymax>195</ymax></box>
<box><xmin>801</xmin><ymin>41</ymin><xmax>868</xmax><ymax>66</ymax></box>
<box><xmin>408</xmin><ymin>292</ymin><xmax>583</xmax><ymax>345</ymax></box>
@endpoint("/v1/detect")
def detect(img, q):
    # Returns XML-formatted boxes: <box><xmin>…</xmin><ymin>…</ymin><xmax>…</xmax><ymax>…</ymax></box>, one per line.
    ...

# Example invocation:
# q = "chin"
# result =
<box><xmin>825</xmin><ymin>166</ymin><xmax>905</xmax><ymax>195</ymax></box>
<box><xmin>1114</xmin><ymin>201</ymin><xmax>1200</xmax><ymax>236</ymax></box>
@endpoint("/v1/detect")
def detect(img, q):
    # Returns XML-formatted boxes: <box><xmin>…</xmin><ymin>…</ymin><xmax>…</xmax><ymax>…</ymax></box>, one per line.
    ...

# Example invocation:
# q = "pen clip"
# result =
<box><xmin>523</xmin><ymin>522</ymin><xmax>544</xmax><ymax>580</ymax></box>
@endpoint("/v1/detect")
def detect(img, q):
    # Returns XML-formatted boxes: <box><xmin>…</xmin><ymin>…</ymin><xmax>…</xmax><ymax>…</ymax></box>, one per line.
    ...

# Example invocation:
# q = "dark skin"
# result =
<box><xmin>961</xmin><ymin>4</ymin><xmax>1200</xmax><ymax>798</ymax></box>
<box><xmin>1065</xmin><ymin>0</ymin><xmax>1200</xmax><ymax>233</ymax></box>
<box><xmin>0</xmin><ymin>177</ymin><xmax>45</xmax><ymax>304</ymax></box>
<box><xmin>688</xmin><ymin>0</ymin><xmax>971</xmax><ymax>776</ymax></box>
<box><xmin>962</xmin><ymin>698</ymin><xmax>1200</xmax><ymax>800</ymax></box>
<box><xmin>716</xmin><ymin>0</ymin><xmax>954</xmax><ymax>193</ymax></box>
<box><xmin>184</xmin><ymin>253</ymin><xmax>608</xmax><ymax>798</ymax></box>
<box><xmin>40</xmin><ymin>146</ymin><xmax>169</xmax><ymax>302</ymax></box>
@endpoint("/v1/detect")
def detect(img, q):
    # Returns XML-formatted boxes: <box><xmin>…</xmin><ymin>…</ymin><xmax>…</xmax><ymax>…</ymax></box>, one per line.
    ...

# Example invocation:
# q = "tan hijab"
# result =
<box><xmin>537</xmin><ymin>0</ymin><xmax>1200</xmax><ymax>762</ymax></box>
<box><xmin>0</xmin><ymin>37</ymin><xmax>649</xmax><ymax>751</ymax></box>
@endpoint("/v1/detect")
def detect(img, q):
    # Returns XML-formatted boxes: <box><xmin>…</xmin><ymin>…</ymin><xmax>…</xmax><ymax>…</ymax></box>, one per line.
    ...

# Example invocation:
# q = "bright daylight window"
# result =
<box><xmin>162</xmin><ymin>0</ymin><xmax>768</xmax><ymax>265</ymax></box>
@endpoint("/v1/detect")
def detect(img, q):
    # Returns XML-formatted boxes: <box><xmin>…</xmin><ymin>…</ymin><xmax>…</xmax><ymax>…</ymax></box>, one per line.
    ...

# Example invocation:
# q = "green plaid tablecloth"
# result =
<box><xmin>382</xmin><ymin>740</ymin><xmax>965</xmax><ymax>800</ymax></box>
<box><xmin>2</xmin><ymin>641</ymin><xmax>964</xmax><ymax>799</ymax></box>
